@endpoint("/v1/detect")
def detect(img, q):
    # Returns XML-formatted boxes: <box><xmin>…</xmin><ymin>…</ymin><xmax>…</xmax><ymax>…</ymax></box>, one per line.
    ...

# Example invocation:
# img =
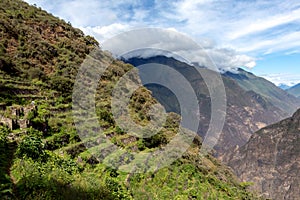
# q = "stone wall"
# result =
<box><xmin>0</xmin><ymin>116</ymin><xmax>13</xmax><ymax>130</ymax></box>
<box><xmin>0</xmin><ymin>104</ymin><xmax>36</xmax><ymax>130</ymax></box>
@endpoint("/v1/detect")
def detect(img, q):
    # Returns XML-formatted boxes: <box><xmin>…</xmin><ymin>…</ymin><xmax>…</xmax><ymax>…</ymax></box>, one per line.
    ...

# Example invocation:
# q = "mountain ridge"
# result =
<box><xmin>123</xmin><ymin>55</ymin><xmax>289</xmax><ymax>158</ymax></box>
<box><xmin>286</xmin><ymin>83</ymin><xmax>300</xmax><ymax>98</ymax></box>
<box><xmin>223</xmin><ymin>68</ymin><xmax>300</xmax><ymax>116</ymax></box>
<box><xmin>278</xmin><ymin>83</ymin><xmax>291</xmax><ymax>90</ymax></box>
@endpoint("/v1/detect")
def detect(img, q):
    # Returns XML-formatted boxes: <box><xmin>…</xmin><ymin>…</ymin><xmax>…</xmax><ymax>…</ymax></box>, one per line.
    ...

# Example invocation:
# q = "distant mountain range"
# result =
<box><xmin>278</xmin><ymin>83</ymin><xmax>292</xmax><ymax>90</ymax></box>
<box><xmin>123</xmin><ymin>56</ymin><xmax>300</xmax><ymax>157</ymax></box>
<box><xmin>276</xmin><ymin>83</ymin><xmax>300</xmax><ymax>98</ymax></box>
<box><xmin>225</xmin><ymin>108</ymin><xmax>300</xmax><ymax>199</ymax></box>
<box><xmin>286</xmin><ymin>83</ymin><xmax>300</xmax><ymax>98</ymax></box>
<box><xmin>278</xmin><ymin>83</ymin><xmax>291</xmax><ymax>90</ymax></box>
<box><xmin>223</xmin><ymin>69</ymin><xmax>300</xmax><ymax>116</ymax></box>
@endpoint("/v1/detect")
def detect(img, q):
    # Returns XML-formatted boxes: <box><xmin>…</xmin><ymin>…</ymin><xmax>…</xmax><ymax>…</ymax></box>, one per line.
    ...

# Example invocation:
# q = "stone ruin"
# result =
<box><xmin>0</xmin><ymin>104</ymin><xmax>37</xmax><ymax>130</ymax></box>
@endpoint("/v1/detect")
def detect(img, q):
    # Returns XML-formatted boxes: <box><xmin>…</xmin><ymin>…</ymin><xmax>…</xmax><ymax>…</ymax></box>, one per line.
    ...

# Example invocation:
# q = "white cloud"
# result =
<box><xmin>23</xmin><ymin>0</ymin><xmax>300</xmax><ymax>77</ymax></box>
<box><xmin>228</xmin><ymin>8</ymin><xmax>300</xmax><ymax>40</ymax></box>
<box><xmin>24</xmin><ymin>0</ymin><xmax>300</xmax><ymax>56</ymax></box>
<box><xmin>285</xmin><ymin>50</ymin><xmax>300</xmax><ymax>55</ymax></box>
<box><xmin>261</xmin><ymin>73</ymin><xmax>300</xmax><ymax>86</ymax></box>
<box><xmin>237</xmin><ymin>31</ymin><xmax>300</xmax><ymax>54</ymax></box>
<box><xmin>101</xmin><ymin>28</ymin><xmax>256</xmax><ymax>70</ymax></box>
<box><xmin>81</xmin><ymin>24</ymin><xmax>131</xmax><ymax>42</ymax></box>
<box><xmin>205</xmin><ymin>48</ymin><xmax>256</xmax><ymax>70</ymax></box>
<box><xmin>167</xmin><ymin>0</ymin><xmax>300</xmax><ymax>55</ymax></box>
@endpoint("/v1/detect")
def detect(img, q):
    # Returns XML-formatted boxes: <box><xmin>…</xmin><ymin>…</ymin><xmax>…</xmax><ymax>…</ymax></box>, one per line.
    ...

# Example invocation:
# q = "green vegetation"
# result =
<box><xmin>0</xmin><ymin>0</ymin><xmax>98</xmax><ymax>105</ymax></box>
<box><xmin>0</xmin><ymin>126</ymin><xmax>14</xmax><ymax>198</ymax></box>
<box><xmin>0</xmin><ymin>0</ymin><xmax>262</xmax><ymax>199</ymax></box>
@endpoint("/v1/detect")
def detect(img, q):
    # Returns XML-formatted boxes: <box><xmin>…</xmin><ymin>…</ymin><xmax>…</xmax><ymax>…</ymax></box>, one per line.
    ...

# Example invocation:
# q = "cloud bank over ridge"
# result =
<box><xmin>25</xmin><ymin>0</ymin><xmax>300</xmax><ymax>79</ymax></box>
<box><xmin>99</xmin><ymin>28</ymin><xmax>256</xmax><ymax>71</ymax></box>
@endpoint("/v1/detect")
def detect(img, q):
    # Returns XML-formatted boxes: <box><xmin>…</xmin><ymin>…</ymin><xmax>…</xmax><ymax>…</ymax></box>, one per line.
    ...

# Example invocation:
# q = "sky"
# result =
<box><xmin>24</xmin><ymin>0</ymin><xmax>300</xmax><ymax>86</ymax></box>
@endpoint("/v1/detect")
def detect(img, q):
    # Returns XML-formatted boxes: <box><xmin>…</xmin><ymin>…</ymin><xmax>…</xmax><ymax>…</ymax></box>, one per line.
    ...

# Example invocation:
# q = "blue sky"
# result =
<box><xmin>25</xmin><ymin>0</ymin><xmax>300</xmax><ymax>86</ymax></box>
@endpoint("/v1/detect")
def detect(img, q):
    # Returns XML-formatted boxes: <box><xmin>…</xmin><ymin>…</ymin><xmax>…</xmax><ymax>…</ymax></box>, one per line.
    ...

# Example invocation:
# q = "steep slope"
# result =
<box><xmin>124</xmin><ymin>56</ymin><xmax>286</xmax><ymax>157</ymax></box>
<box><xmin>286</xmin><ymin>83</ymin><xmax>300</xmax><ymax>98</ymax></box>
<box><xmin>225</xmin><ymin>109</ymin><xmax>300</xmax><ymax>200</ymax></box>
<box><xmin>0</xmin><ymin>0</ymin><xmax>261</xmax><ymax>199</ymax></box>
<box><xmin>223</xmin><ymin>68</ymin><xmax>300</xmax><ymax>116</ymax></box>
<box><xmin>0</xmin><ymin>0</ymin><xmax>98</xmax><ymax>105</ymax></box>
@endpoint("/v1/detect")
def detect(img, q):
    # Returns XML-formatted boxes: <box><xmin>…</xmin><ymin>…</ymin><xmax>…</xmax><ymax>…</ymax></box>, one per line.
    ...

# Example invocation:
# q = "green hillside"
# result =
<box><xmin>0</xmin><ymin>0</ymin><xmax>261</xmax><ymax>199</ymax></box>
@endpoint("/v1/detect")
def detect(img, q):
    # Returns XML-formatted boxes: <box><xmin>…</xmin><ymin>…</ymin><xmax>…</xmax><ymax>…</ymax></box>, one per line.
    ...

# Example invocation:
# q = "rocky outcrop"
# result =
<box><xmin>225</xmin><ymin>109</ymin><xmax>300</xmax><ymax>199</ymax></box>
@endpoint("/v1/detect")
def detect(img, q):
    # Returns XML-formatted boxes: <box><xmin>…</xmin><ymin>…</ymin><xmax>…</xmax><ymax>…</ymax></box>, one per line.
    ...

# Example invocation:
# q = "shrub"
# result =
<box><xmin>143</xmin><ymin>132</ymin><xmax>168</xmax><ymax>148</ymax></box>
<box><xmin>12</xmin><ymin>158</ymin><xmax>116</xmax><ymax>200</ymax></box>
<box><xmin>27</xmin><ymin>67</ymin><xmax>45</xmax><ymax>80</ymax></box>
<box><xmin>16</xmin><ymin>136</ymin><xmax>47</xmax><ymax>161</ymax></box>
<box><xmin>49</xmin><ymin>76</ymin><xmax>74</xmax><ymax>97</ymax></box>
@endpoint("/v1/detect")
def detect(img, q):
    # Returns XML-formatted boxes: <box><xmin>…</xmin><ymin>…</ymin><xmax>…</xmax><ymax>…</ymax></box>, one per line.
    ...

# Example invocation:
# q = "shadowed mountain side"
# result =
<box><xmin>124</xmin><ymin>56</ymin><xmax>286</xmax><ymax>157</ymax></box>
